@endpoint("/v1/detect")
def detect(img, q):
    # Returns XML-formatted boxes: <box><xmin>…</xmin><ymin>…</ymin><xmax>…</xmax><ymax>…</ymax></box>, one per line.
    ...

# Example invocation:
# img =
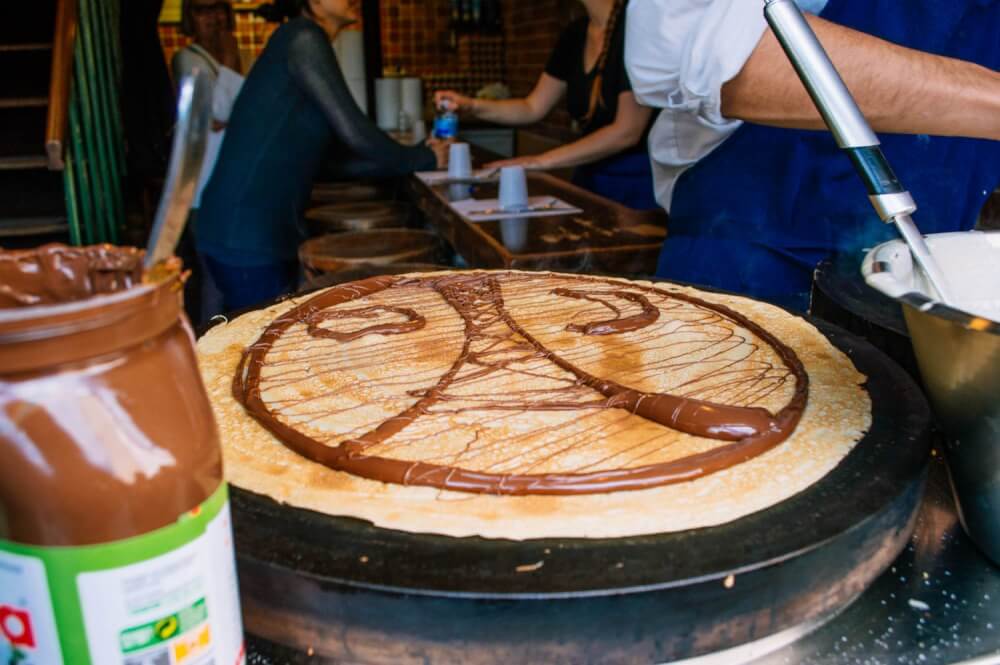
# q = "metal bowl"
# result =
<box><xmin>863</xmin><ymin>231</ymin><xmax>1000</xmax><ymax>562</ymax></box>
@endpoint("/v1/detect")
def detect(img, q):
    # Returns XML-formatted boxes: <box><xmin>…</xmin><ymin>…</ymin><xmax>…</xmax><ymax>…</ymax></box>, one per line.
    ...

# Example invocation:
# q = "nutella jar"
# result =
<box><xmin>0</xmin><ymin>245</ymin><xmax>244</xmax><ymax>665</ymax></box>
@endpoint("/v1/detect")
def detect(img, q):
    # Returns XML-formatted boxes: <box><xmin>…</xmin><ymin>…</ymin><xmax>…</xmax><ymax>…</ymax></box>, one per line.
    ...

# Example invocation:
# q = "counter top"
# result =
<box><xmin>407</xmin><ymin>170</ymin><xmax>667</xmax><ymax>274</ymax></box>
<box><xmin>755</xmin><ymin>453</ymin><xmax>1000</xmax><ymax>665</ymax></box>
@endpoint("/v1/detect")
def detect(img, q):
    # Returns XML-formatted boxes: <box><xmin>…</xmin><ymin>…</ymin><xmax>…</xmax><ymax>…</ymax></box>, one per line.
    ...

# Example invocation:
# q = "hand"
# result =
<box><xmin>484</xmin><ymin>155</ymin><xmax>548</xmax><ymax>171</ymax></box>
<box><xmin>433</xmin><ymin>90</ymin><xmax>476</xmax><ymax>115</ymax></box>
<box><xmin>426</xmin><ymin>137</ymin><xmax>452</xmax><ymax>169</ymax></box>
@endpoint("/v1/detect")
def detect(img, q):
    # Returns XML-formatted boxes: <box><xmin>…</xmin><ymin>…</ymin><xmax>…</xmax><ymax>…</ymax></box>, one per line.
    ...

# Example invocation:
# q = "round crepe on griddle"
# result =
<box><xmin>197</xmin><ymin>271</ymin><xmax>870</xmax><ymax>540</ymax></box>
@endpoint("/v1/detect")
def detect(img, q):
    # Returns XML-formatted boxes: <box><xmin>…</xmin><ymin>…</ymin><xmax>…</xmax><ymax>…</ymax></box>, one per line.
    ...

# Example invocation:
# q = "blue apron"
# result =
<box><xmin>574</xmin><ymin>149</ymin><xmax>660</xmax><ymax>211</ymax></box>
<box><xmin>657</xmin><ymin>0</ymin><xmax>1000</xmax><ymax>310</ymax></box>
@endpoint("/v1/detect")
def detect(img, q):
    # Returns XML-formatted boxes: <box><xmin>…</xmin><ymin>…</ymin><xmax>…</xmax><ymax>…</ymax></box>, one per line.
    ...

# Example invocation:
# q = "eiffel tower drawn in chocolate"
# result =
<box><xmin>236</xmin><ymin>273</ymin><xmax>808</xmax><ymax>495</ymax></box>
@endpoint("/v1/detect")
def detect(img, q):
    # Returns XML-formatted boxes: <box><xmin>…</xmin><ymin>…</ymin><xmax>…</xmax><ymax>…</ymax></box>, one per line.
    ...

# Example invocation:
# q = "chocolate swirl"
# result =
<box><xmin>553</xmin><ymin>288</ymin><xmax>660</xmax><ymax>335</ymax></box>
<box><xmin>234</xmin><ymin>272</ymin><xmax>809</xmax><ymax>496</ymax></box>
<box><xmin>306</xmin><ymin>305</ymin><xmax>425</xmax><ymax>342</ymax></box>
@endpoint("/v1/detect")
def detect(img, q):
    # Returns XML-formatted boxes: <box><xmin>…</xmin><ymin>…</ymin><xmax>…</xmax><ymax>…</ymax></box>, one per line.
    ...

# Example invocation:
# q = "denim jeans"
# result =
<box><xmin>203</xmin><ymin>255</ymin><xmax>299</xmax><ymax>314</ymax></box>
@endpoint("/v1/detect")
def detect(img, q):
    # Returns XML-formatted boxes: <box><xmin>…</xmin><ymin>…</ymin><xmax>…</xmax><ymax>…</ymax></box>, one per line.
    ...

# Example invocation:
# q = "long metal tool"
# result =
<box><xmin>144</xmin><ymin>68</ymin><xmax>213</xmax><ymax>270</ymax></box>
<box><xmin>763</xmin><ymin>0</ymin><xmax>955</xmax><ymax>304</ymax></box>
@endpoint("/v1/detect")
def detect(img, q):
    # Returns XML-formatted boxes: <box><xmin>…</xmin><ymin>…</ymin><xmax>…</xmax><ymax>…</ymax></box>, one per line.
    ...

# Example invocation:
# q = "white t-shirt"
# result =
<box><xmin>625</xmin><ymin>0</ymin><xmax>829</xmax><ymax>211</ymax></box>
<box><xmin>172</xmin><ymin>45</ymin><xmax>244</xmax><ymax>208</ymax></box>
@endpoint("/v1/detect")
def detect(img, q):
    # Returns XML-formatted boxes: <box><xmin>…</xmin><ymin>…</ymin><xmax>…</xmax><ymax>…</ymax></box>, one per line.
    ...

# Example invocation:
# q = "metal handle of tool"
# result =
<box><xmin>144</xmin><ymin>68</ymin><xmax>213</xmax><ymax>270</ymax></box>
<box><xmin>762</xmin><ymin>0</ymin><xmax>916</xmax><ymax>223</ymax></box>
<box><xmin>763</xmin><ymin>0</ymin><xmax>955</xmax><ymax>303</ymax></box>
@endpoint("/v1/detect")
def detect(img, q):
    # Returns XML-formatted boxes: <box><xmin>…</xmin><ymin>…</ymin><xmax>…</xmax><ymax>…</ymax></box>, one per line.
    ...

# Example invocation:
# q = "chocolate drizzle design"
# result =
<box><xmin>234</xmin><ymin>273</ymin><xmax>809</xmax><ymax>495</ymax></box>
<box><xmin>306</xmin><ymin>305</ymin><xmax>425</xmax><ymax>342</ymax></box>
<box><xmin>552</xmin><ymin>288</ymin><xmax>660</xmax><ymax>335</ymax></box>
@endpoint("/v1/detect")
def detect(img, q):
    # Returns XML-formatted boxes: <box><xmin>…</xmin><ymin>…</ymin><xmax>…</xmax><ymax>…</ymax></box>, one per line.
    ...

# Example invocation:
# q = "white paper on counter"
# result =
<box><xmin>450</xmin><ymin>197</ymin><xmax>583</xmax><ymax>222</ymax></box>
<box><xmin>415</xmin><ymin>169</ymin><xmax>499</xmax><ymax>186</ymax></box>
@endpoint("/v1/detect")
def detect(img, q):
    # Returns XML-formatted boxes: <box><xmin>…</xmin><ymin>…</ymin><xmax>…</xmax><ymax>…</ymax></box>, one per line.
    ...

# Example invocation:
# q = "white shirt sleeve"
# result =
<box><xmin>625</xmin><ymin>0</ymin><xmax>769</xmax><ymax>211</ymax></box>
<box><xmin>626</xmin><ymin>0</ymin><xmax>770</xmax><ymax>121</ymax></box>
<box><xmin>172</xmin><ymin>46</ymin><xmax>232</xmax><ymax>120</ymax></box>
<box><xmin>171</xmin><ymin>47</ymin><xmax>238</xmax><ymax>208</ymax></box>
<box><xmin>625</xmin><ymin>0</ymin><xmax>828</xmax><ymax>211</ymax></box>
<box><xmin>213</xmin><ymin>66</ymin><xmax>244</xmax><ymax>123</ymax></box>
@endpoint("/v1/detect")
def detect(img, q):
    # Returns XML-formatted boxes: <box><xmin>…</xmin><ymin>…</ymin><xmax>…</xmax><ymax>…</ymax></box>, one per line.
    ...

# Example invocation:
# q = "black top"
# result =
<box><xmin>197</xmin><ymin>18</ymin><xmax>436</xmax><ymax>264</ymax></box>
<box><xmin>544</xmin><ymin>16</ymin><xmax>637</xmax><ymax>137</ymax></box>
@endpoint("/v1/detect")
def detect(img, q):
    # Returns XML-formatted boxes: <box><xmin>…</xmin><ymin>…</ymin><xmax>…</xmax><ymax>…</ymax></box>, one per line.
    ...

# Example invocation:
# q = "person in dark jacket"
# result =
<box><xmin>197</xmin><ymin>0</ymin><xmax>448</xmax><ymax>311</ymax></box>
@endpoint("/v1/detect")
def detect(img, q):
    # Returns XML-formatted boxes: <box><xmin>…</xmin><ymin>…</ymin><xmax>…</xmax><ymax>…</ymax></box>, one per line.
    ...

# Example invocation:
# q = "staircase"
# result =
<box><xmin>0</xmin><ymin>2</ymin><xmax>70</xmax><ymax>249</ymax></box>
<box><xmin>0</xmin><ymin>0</ymin><xmax>125</xmax><ymax>250</ymax></box>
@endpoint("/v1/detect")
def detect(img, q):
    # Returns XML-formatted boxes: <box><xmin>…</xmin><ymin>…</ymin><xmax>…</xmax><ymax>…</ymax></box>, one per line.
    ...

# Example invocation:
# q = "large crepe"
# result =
<box><xmin>197</xmin><ymin>271</ymin><xmax>870</xmax><ymax>540</ymax></box>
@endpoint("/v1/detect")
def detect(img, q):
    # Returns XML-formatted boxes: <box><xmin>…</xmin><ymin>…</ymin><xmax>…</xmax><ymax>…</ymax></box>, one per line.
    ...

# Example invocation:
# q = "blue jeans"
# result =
<box><xmin>573</xmin><ymin>151</ymin><xmax>659</xmax><ymax>211</ymax></box>
<box><xmin>203</xmin><ymin>256</ymin><xmax>299</xmax><ymax>313</ymax></box>
<box><xmin>655</xmin><ymin>235</ymin><xmax>824</xmax><ymax>312</ymax></box>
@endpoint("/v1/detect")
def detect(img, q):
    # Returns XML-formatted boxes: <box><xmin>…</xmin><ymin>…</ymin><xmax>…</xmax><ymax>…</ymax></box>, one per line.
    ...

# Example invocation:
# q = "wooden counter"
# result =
<box><xmin>407</xmin><ymin>171</ymin><xmax>667</xmax><ymax>274</ymax></box>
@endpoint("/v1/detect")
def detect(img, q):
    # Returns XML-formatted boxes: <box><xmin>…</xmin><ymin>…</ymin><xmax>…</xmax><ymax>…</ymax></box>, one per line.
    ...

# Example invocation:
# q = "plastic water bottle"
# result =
<box><xmin>433</xmin><ymin>101</ymin><xmax>459</xmax><ymax>140</ymax></box>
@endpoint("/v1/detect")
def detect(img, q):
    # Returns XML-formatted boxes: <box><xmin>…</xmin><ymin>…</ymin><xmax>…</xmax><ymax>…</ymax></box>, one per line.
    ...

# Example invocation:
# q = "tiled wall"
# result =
<box><xmin>158</xmin><ymin>11</ymin><xmax>278</xmax><ymax>72</ymax></box>
<box><xmin>380</xmin><ymin>0</ymin><xmax>451</xmax><ymax>74</ymax></box>
<box><xmin>503</xmin><ymin>0</ymin><xmax>581</xmax><ymax>140</ymax></box>
<box><xmin>378</xmin><ymin>0</ymin><xmax>574</xmax><ymax>137</ymax></box>
<box><xmin>156</xmin><ymin>1</ymin><xmax>575</xmax><ymax>139</ymax></box>
<box><xmin>380</xmin><ymin>0</ymin><xmax>505</xmax><ymax>107</ymax></box>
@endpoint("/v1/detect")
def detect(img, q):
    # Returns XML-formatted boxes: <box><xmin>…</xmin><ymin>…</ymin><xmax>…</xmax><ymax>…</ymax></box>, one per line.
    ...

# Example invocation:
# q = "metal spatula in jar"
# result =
<box><xmin>763</xmin><ymin>0</ymin><xmax>955</xmax><ymax>305</ymax></box>
<box><xmin>144</xmin><ymin>68</ymin><xmax>213</xmax><ymax>274</ymax></box>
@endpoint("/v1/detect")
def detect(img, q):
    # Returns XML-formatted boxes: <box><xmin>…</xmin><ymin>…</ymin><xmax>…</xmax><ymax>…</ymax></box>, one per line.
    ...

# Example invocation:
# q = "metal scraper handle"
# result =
<box><xmin>144</xmin><ymin>68</ymin><xmax>213</xmax><ymax>270</ymax></box>
<box><xmin>763</xmin><ymin>0</ymin><xmax>955</xmax><ymax>304</ymax></box>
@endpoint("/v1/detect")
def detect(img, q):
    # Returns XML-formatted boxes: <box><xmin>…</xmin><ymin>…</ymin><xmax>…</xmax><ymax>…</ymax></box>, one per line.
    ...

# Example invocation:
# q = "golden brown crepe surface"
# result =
<box><xmin>197</xmin><ymin>271</ymin><xmax>870</xmax><ymax>540</ymax></box>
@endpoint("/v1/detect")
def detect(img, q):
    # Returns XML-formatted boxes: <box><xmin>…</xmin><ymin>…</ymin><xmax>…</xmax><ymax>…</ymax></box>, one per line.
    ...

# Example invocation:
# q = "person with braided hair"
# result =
<box><xmin>435</xmin><ymin>0</ymin><xmax>657</xmax><ymax>210</ymax></box>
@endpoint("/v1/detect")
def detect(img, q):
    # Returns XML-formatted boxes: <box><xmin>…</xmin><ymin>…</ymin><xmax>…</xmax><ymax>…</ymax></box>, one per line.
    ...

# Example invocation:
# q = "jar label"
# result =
<box><xmin>0</xmin><ymin>484</ymin><xmax>244</xmax><ymax>665</ymax></box>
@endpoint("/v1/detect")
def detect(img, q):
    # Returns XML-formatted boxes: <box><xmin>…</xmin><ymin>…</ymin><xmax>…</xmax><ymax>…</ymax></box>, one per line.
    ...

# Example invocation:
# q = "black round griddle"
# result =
<box><xmin>810</xmin><ymin>253</ymin><xmax>919</xmax><ymax>380</ymax></box>
<box><xmin>226</xmin><ymin>313</ymin><xmax>932</xmax><ymax>663</ymax></box>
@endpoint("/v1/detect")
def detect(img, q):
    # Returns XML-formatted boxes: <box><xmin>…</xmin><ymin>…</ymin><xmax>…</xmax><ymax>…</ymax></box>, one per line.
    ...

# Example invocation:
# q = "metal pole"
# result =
<box><xmin>68</xmin><ymin>89</ymin><xmax>96</xmax><ymax>245</ymax></box>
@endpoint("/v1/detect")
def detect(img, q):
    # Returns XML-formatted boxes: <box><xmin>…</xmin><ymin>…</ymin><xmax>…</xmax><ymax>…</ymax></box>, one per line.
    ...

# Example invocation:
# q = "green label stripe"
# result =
<box><xmin>0</xmin><ymin>483</ymin><xmax>229</xmax><ymax>665</ymax></box>
<box><xmin>1</xmin><ymin>483</ymin><xmax>230</xmax><ymax>568</ymax></box>
<box><xmin>120</xmin><ymin>597</ymin><xmax>207</xmax><ymax>654</ymax></box>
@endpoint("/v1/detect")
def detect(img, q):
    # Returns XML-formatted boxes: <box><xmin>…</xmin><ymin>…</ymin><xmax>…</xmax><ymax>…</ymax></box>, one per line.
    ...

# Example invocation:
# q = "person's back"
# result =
<box><xmin>194</xmin><ymin>13</ymin><xmax>438</xmax><ymax>312</ymax></box>
<box><xmin>197</xmin><ymin>18</ymin><xmax>333</xmax><ymax>265</ymax></box>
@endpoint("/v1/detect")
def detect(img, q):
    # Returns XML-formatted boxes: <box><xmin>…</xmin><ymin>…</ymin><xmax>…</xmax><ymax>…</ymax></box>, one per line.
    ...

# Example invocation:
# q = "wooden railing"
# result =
<box><xmin>46</xmin><ymin>0</ymin><xmax>77</xmax><ymax>171</ymax></box>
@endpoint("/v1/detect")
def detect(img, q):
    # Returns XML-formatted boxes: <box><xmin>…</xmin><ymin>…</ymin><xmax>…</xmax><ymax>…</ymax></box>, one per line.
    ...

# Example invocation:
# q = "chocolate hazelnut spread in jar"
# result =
<box><xmin>0</xmin><ymin>245</ymin><xmax>244</xmax><ymax>664</ymax></box>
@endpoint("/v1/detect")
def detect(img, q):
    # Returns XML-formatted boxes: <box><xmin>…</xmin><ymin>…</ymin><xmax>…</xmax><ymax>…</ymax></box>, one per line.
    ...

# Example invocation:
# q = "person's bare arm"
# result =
<box><xmin>485</xmin><ymin>92</ymin><xmax>653</xmax><ymax>170</ymax></box>
<box><xmin>721</xmin><ymin>14</ymin><xmax>1000</xmax><ymax>141</ymax></box>
<box><xmin>435</xmin><ymin>74</ymin><xmax>567</xmax><ymax>126</ymax></box>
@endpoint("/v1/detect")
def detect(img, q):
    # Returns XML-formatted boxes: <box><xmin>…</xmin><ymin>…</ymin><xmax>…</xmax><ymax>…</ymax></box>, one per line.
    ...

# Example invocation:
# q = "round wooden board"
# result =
<box><xmin>810</xmin><ymin>254</ymin><xmax>919</xmax><ymax>380</ymax></box>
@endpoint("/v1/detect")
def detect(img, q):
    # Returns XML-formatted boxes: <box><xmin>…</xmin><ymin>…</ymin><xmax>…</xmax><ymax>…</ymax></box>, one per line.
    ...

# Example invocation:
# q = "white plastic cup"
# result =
<box><xmin>411</xmin><ymin>119</ymin><xmax>427</xmax><ymax>144</ymax></box>
<box><xmin>375</xmin><ymin>78</ymin><xmax>401</xmax><ymax>130</ymax></box>
<box><xmin>448</xmin><ymin>183</ymin><xmax>472</xmax><ymax>201</ymax></box>
<box><xmin>448</xmin><ymin>143</ymin><xmax>472</xmax><ymax>178</ymax></box>
<box><xmin>400</xmin><ymin>77</ymin><xmax>423</xmax><ymax>123</ymax></box>
<box><xmin>397</xmin><ymin>108</ymin><xmax>412</xmax><ymax>133</ymax></box>
<box><xmin>500</xmin><ymin>218</ymin><xmax>528</xmax><ymax>251</ymax></box>
<box><xmin>499</xmin><ymin>166</ymin><xmax>529</xmax><ymax>212</ymax></box>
